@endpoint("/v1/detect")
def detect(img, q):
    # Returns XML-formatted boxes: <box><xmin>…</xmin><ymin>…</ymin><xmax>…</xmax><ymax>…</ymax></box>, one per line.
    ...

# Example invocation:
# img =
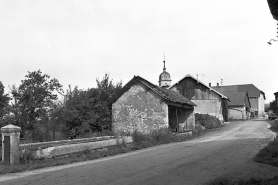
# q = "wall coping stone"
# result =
<box><xmin>1</xmin><ymin>124</ymin><xmax>21</xmax><ymax>133</ymax></box>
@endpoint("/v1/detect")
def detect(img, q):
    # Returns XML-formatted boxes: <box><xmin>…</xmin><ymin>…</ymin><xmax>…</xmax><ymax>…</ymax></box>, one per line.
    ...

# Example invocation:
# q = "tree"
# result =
<box><xmin>63</xmin><ymin>73</ymin><xmax>122</xmax><ymax>138</ymax></box>
<box><xmin>11</xmin><ymin>70</ymin><xmax>63</xmax><ymax>141</ymax></box>
<box><xmin>0</xmin><ymin>81</ymin><xmax>10</xmax><ymax>126</ymax></box>
<box><xmin>96</xmin><ymin>73</ymin><xmax>122</xmax><ymax>102</ymax></box>
<box><xmin>269</xmin><ymin>100</ymin><xmax>277</xmax><ymax>113</ymax></box>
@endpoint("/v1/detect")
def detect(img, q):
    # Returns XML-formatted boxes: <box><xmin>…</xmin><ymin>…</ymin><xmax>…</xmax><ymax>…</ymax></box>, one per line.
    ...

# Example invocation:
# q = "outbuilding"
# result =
<box><xmin>169</xmin><ymin>74</ymin><xmax>229</xmax><ymax>122</ymax></box>
<box><xmin>221</xmin><ymin>91</ymin><xmax>251</xmax><ymax>120</ymax></box>
<box><xmin>111</xmin><ymin>76</ymin><xmax>196</xmax><ymax>134</ymax></box>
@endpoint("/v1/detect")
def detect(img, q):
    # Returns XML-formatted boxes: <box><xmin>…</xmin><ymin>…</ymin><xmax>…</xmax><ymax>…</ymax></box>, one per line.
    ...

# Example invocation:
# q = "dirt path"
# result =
<box><xmin>0</xmin><ymin>118</ymin><xmax>277</xmax><ymax>185</ymax></box>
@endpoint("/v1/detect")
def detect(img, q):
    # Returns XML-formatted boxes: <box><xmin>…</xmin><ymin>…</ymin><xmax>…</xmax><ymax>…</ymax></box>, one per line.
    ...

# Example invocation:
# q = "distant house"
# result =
<box><xmin>169</xmin><ymin>74</ymin><xmax>229</xmax><ymax>122</ymax></box>
<box><xmin>111</xmin><ymin>76</ymin><xmax>196</xmax><ymax>134</ymax></box>
<box><xmin>212</xmin><ymin>84</ymin><xmax>265</xmax><ymax>117</ymax></box>
<box><xmin>219</xmin><ymin>91</ymin><xmax>251</xmax><ymax>120</ymax></box>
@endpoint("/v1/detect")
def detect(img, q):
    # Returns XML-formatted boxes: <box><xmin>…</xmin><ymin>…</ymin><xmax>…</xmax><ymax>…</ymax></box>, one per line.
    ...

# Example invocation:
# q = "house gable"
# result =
<box><xmin>169</xmin><ymin>75</ymin><xmax>228</xmax><ymax>101</ymax></box>
<box><xmin>169</xmin><ymin>74</ymin><xmax>228</xmax><ymax>122</ymax></box>
<box><xmin>112</xmin><ymin>82</ymin><xmax>168</xmax><ymax>133</ymax></box>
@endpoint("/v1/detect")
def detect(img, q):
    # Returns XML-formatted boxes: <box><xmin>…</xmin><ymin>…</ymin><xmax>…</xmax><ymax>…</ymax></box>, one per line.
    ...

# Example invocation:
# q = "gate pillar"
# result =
<box><xmin>1</xmin><ymin>125</ymin><xmax>21</xmax><ymax>165</ymax></box>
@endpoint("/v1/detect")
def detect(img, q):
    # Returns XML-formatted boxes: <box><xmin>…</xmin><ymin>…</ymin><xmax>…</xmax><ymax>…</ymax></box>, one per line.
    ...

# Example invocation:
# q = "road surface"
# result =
<box><xmin>0</xmin><ymin>118</ymin><xmax>278</xmax><ymax>185</ymax></box>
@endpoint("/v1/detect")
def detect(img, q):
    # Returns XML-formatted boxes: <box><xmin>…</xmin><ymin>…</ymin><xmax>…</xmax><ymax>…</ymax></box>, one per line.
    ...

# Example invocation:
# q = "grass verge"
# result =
<box><xmin>253</xmin><ymin>120</ymin><xmax>278</xmax><ymax>167</ymax></box>
<box><xmin>0</xmin><ymin>128</ymin><xmax>204</xmax><ymax>175</ymax></box>
<box><xmin>206</xmin><ymin>176</ymin><xmax>278</xmax><ymax>185</ymax></box>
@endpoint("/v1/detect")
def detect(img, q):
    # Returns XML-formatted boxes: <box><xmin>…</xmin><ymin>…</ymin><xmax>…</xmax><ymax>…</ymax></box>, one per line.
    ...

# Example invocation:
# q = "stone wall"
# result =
<box><xmin>112</xmin><ymin>82</ymin><xmax>168</xmax><ymax>134</ymax></box>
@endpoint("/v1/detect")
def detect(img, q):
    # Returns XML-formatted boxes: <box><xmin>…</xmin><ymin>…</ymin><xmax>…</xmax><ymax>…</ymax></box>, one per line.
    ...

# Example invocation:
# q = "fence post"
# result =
<box><xmin>1</xmin><ymin>124</ymin><xmax>21</xmax><ymax>165</ymax></box>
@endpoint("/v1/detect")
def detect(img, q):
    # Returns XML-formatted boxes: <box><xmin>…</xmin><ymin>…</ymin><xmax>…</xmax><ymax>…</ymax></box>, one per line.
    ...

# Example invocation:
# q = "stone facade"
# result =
<box><xmin>112</xmin><ymin>83</ymin><xmax>168</xmax><ymax>134</ymax></box>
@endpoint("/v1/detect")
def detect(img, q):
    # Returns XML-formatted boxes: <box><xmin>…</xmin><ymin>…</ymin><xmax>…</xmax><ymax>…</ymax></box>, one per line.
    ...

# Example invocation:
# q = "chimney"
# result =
<box><xmin>209</xmin><ymin>83</ymin><xmax>211</xmax><ymax>87</ymax></box>
<box><xmin>217</xmin><ymin>83</ymin><xmax>219</xmax><ymax>87</ymax></box>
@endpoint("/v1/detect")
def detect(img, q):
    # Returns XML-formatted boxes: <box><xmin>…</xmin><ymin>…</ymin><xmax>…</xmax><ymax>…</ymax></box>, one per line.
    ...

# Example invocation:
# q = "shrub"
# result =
<box><xmin>132</xmin><ymin>129</ymin><xmax>150</xmax><ymax>147</ymax></box>
<box><xmin>195</xmin><ymin>113</ymin><xmax>222</xmax><ymax>129</ymax></box>
<box><xmin>270</xmin><ymin>120</ymin><xmax>278</xmax><ymax>132</ymax></box>
<box><xmin>206</xmin><ymin>176</ymin><xmax>278</xmax><ymax>185</ymax></box>
<box><xmin>149</xmin><ymin>128</ymin><xmax>174</xmax><ymax>144</ymax></box>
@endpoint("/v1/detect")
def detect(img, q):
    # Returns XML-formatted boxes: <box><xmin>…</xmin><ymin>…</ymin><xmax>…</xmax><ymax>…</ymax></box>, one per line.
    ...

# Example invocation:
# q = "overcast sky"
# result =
<box><xmin>0</xmin><ymin>0</ymin><xmax>277</xmax><ymax>103</ymax></box>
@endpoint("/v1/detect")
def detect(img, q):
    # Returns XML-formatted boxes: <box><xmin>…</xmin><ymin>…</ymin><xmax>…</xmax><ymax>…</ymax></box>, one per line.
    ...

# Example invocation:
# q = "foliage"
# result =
<box><xmin>0</xmin><ymin>81</ymin><xmax>10</xmax><ymax>126</ymax></box>
<box><xmin>132</xmin><ymin>128</ymin><xmax>191</xmax><ymax>149</ymax></box>
<box><xmin>206</xmin><ymin>176</ymin><xmax>278</xmax><ymax>185</ymax></box>
<box><xmin>195</xmin><ymin>113</ymin><xmax>222</xmax><ymax>129</ymax></box>
<box><xmin>253</xmin><ymin>120</ymin><xmax>278</xmax><ymax>167</ymax></box>
<box><xmin>9</xmin><ymin>70</ymin><xmax>63</xmax><ymax>141</ymax></box>
<box><xmin>63</xmin><ymin>73</ymin><xmax>122</xmax><ymax>138</ymax></box>
<box><xmin>269</xmin><ymin>100</ymin><xmax>277</xmax><ymax>113</ymax></box>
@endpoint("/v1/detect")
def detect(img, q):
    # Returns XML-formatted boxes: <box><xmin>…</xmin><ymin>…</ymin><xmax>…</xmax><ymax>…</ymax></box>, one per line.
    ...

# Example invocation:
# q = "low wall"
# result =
<box><xmin>20</xmin><ymin>136</ymin><xmax>115</xmax><ymax>149</ymax></box>
<box><xmin>20</xmin><ymin>136</ymin><xmax>133</xmax><ymax>159</ymax></box>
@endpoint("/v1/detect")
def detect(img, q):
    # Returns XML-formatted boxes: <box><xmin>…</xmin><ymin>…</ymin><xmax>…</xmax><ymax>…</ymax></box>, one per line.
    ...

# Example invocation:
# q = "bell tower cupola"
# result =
<box><xmin>158</xmin><ymin>56</ymin><xmax>171</xmax><ymax>88</ymax></box>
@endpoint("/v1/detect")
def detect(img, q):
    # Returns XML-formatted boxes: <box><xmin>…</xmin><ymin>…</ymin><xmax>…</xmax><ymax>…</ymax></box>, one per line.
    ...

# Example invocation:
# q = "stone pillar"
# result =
<box><xmin>1</xmin><ymin>124</ymin><xmax>21</xmax><ymax>165</ymax></box>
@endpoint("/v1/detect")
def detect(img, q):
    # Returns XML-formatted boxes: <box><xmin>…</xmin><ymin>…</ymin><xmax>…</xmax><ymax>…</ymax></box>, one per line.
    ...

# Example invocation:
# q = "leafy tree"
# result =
<box><xmin>63</xmin><ymin>73</ymin><xmax>122</xmax><ymax>138</ymax></box>
<box><xmin>11</xmin><ymin>70</ymin><xmax>63</xmax><ymax>141</ymax></box>
<box><xmin>96</xmin><ymin>73</ymin><xmax>122</xmax><ymax>102</ymax></box>
<box><xmin>0</xmin><ymin>81</ymin><xmax>10</xmax><ymax>126</ymax></box>
<box><xmin>270</xmin><ymin>100</ymin><xmax>277</xmax><ymax>113</ymax></box>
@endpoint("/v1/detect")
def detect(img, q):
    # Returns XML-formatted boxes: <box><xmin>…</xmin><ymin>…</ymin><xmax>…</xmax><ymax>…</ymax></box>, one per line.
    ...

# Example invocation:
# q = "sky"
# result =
<box><xmin>0</xmin><ymin>0</ymin><xmax>277</xmax><ymax>103</ymax></box>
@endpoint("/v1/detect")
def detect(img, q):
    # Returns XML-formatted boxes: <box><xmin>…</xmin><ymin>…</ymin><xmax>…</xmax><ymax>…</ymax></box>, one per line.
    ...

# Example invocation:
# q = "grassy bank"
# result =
<box><xmin>253</xmin><ymin>120</ymin><xmax>278</xmax><ymax>167</ymax></box>
<box><xmin>206</xmin><ymin>176</ymin><xmax>278</xmax><ymax>185</ymax></box>
<box><xmin>0</xmin><ymin>128</ymin><xmax>201</xmax><ymax>175</ymax></box>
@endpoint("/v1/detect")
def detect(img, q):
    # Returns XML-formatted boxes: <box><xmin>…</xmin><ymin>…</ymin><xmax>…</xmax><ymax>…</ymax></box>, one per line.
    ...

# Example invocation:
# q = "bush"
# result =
<box><xmin>206</xmin><ymin>176</ymin><xmax>278</xmax><ymax>185</ymax></box>
<box><xmin>132</xmin><ymin>130</ymin><xmax>151</xmax><ymax>147</ymax></box>
<box><xmin>270</xmin><ymin>120</ymin><xmax>278</xmax><ymax>132</ymax></box>
<box><xmin>131</xmin><ymin>128</ymin><xmax>191</xmax><ymax>149</ymax></box>
<box><xmin>149</xmin><ymin>128</ymin><xmax>175</xmax><ymax>144</ymax></box>
<box><xmin>195</xmin><ymin>113</ymin><xmax>222</xmax><ymax>129</ymax></box>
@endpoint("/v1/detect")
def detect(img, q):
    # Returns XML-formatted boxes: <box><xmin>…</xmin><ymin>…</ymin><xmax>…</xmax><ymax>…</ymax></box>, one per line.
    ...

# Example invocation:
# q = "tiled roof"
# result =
<box><xmin>169</xmin><ymin>74</ymin><xmax>229</xmax><ymax>100</ymax></box>
<box><xmin>267</xmin><ymin>0</ymin><xmax>278</xmax><ymax>20</ymax></box>
<box><xmin>220</xmin><ymin>91</ymin><xmax>250</xmax><ymax>107</ymax></box>
<box><xmin>212</xmin><ymin>84</ymin><xmax>265</xmax><ymax>99</ymax></box>
<box><xmin>111</xmin><ymin>76</ymin><xmax>196</xmax><ymax>106</ymax></box>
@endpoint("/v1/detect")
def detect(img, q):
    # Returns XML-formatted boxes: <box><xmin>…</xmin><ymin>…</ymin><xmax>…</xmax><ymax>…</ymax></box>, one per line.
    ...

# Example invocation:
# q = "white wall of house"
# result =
<box><xmin>258</xmin><ymin>93</ymin><xmax>265</xmax><ymax>117</ymax></box>
<box><xmin>249</xmin><ymin>94</ymin><xmax>265</xmax><ymax>117</ymax></box>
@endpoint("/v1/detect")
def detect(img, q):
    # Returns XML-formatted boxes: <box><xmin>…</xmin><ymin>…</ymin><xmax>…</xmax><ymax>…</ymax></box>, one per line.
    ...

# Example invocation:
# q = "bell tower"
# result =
<box><xmin>158</xmin><ymin>56</ymin><xmax>171</xmax><ymax>88</ymax></box>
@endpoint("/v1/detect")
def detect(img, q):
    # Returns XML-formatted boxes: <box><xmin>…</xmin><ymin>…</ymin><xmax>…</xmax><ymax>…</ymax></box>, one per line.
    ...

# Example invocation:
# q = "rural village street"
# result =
<box><xmin>1</xmin><ymin>118</ymin><xmax>278</xmax><ymax>185</ymax></box>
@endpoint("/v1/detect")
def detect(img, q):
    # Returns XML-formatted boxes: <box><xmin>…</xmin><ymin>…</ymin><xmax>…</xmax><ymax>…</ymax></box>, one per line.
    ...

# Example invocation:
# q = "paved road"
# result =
<box><xmin>1</xmin><ymin>118</ymin><xmax>278</xmax><ymax>185</ymax></box>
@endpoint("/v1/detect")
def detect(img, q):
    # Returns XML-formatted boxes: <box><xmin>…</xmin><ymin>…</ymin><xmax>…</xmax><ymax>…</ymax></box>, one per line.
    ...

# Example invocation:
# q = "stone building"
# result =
<box><xmin>111</xmin><ymin>75</ymin><xmax>196</xmax><ymax>134</ymax></box>
<box><xmin>169</xmin><ymin>74</ymin><xmax>229</xmax><ymax>122</ymax></box>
